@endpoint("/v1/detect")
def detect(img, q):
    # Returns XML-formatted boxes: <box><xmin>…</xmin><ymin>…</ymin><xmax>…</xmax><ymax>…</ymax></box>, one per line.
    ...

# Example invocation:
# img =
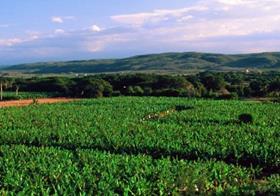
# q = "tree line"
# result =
<box><xmin>1</xmin><ymin>71</ymin><xmax>279</xmax><ymax>100</ymax></box>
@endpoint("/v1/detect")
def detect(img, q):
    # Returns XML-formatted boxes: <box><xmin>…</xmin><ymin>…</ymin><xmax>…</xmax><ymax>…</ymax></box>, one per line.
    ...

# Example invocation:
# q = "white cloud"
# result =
<box><xmin>216</xmin><ymin>0</ymin><xmax>252</xmax><ymax>5</ymax></box>
<box><xmin>2</xmin><ymin>0</ymin><xmax>280</xmax><ymax>64</ymax></box>
<box><xmin>215</xmin><ymin>0</ymin><xmax>280</xmax><ymax>6</ymax></box>
<box><xmin>91</xmin><ymin>25</ymin><xmax>101</xmax><ymax>32</ymax></box>
<box><xmin>177</xmin><ymin>15</ymin><xmax>193</xmax><ymax>23</ymax></box>
<box><xmin>0</xmin><ymin>34</ymin><xmax>40</xmax><ymax>47</ymax></box>
<box><xmin>84</xmin><ymin>34</ymin><xmax>130</xmax><ymax>52</ymax></box>
<box><xmin>54</xmin><ymin>29</ymin><xmax>65</xmax><ymax>34</ymax></box>
<box><xmin>51</xmin><ymin>16</ymin><xmax>64</xmax><ymax>23</ymax></box>
<box><xmin>0</xmin><ymin>38</ymin><xmax>22</xmax><ymax>47</ymax></box>
<box><xmin>25</xmin><ymin>31</ymin><xmax>41</xmax><ymax>39</ymax></box>
<box><xmin>51</xmin><ymin>16</ymin><xmax>75</xmax><ymax>24</ymax></box>
<box><xmin>110</xmin><ymin>0</ymin><xmax>280</xmax><ymax>42</ymax></box>
<box><xmin>111</xmin><ymin>6</ymin><xmax>208</xmax><ymax>26</ymax></box>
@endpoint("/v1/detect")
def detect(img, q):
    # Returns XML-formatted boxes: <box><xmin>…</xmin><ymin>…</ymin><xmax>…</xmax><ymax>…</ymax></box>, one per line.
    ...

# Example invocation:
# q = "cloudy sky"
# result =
<box><xmin>1</xmin><ymin>0</ymin><xmax>280</xmax><ymax>65</ymax></box>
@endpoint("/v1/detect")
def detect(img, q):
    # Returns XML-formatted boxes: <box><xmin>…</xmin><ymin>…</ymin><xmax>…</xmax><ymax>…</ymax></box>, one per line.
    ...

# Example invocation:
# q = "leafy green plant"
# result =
<box><xmin>0</xmin><ymin>97</ymin><xmax>278</xmax><ymax>194</ymax></box>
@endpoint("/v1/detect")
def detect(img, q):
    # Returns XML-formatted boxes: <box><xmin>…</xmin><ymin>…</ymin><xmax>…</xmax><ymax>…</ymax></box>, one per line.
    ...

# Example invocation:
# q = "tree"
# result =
<box><xmin>126</xmin><ymin>86</ymin><xmax>135</xmax><ymax>95</ymax></box>
<box><xmin>200</xmin><ymin>73</ymin><xmax>225</xmax><ymax>91</ymax></box>
<box><xmin>249</xmin><ymin>80</ymin><xmax>266</xmax><ymax>97</ymax></box>
<box><xmin>0</xmin><ymin>81</ymin><xmax>2</xmax><ymax>101</ymax></box>
<box><xmin>268</xmin><ymin>79</ymin><xmax>280</xmax><ymax>92</ymax></box>
<box><xmin>133</xmin><ymin>86</ymin><xmax>144</xmax><ymax>96</ymax></box>
<box><xmin>72</xmin><ymin>78</ymin><xmax>112</xmax><ymax>98</ymax></box>
<box><xmin>155</xmin><ymin>75</ymin><xmax>193</xmax><ymax>90</ymax></box>
<box><xmin>0</xmin><ymin>78</ymin><xmax>11</xmax><ymax>101</ymax></box>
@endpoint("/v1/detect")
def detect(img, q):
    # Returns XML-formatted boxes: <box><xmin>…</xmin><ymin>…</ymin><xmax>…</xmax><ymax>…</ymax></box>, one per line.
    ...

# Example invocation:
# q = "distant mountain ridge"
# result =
<box><xmin>2</xmin><ymin>52</ymin><xmax>280</xmax><ymax>74</ymax></box>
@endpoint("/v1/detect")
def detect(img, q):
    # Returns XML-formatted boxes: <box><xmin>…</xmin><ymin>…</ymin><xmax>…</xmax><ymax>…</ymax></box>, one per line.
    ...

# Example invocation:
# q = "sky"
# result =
<box><xmin>1</xmin><ymin>0</ymin><xmax>280</xmax><ymax>65</ymax></box>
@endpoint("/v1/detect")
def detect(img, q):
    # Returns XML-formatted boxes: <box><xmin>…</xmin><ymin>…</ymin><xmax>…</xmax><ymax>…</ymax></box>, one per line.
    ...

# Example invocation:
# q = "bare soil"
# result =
<box><xmin>0</xmin><ymin>98</ymin><xmax>78</xmax><ymax>108</ymax></box>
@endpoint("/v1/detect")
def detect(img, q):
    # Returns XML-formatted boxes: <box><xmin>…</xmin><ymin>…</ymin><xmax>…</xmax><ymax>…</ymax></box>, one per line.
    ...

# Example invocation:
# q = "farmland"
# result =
<box><xmin>0</xmin><ymin>97</ymin><xmax>279</xmax><ymax>194</ymax></box>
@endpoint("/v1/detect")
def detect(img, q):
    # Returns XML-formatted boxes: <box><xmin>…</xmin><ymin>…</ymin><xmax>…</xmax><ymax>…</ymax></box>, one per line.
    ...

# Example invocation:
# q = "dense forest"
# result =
<box><xmin>1</xmin><ymin>72</ymin><xmax>279</xmax><ymax>100</ymax></box>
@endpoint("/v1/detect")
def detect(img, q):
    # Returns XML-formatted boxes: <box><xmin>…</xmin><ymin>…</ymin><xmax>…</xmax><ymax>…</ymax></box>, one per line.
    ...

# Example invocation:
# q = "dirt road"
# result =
<box><xmin>0</xmin><ymin>98</ymin><xmax>78</xmax><ymax>108</ymax></box>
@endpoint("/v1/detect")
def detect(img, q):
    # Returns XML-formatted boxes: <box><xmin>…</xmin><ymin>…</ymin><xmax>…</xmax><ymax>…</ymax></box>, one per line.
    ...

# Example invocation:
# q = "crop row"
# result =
<box><xmin>0</xmin><ymin>97</ymin><xmax>279</xmax><ymax>170</ymax></box>
<box><xmin>0</xmin><ymin>145</ymin><xmax>279</xmax><ymax>194</ymax></box>
<box><xmin>0</xmin><ymin>97</ymin><xmax>279</xmax><ymax>169</ymax></box>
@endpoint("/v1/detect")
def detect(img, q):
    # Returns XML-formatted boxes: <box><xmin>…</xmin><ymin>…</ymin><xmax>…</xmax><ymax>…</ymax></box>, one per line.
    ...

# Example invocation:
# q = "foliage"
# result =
<box><xmin>70</xmin><ymin>77</ymin><xmax>112</xmax><ymax>98</ymax></box>
<box><xmin>238</xmin><ymin>113</ymin><xmax>254</xmax><ymax>124</ymax></box>
<box><xmin>0</xmin><ymin>97</ymin><xmax>279</xmax><ymax>194</ymax></box>
<box><xmin>2</xmin><ymin>72</ymin><xmax>280</xmax><ymax>100</ymax></box>
<box><xmin>0</xmin><ymin>91</ymin><xmax>55</xmax><ymax>101</ymax></box>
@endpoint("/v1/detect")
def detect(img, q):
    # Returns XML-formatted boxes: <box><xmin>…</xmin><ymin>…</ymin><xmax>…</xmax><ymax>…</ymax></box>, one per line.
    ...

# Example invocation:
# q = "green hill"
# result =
<box><xmin>2</xmin><ymin>52</ymin><xmax>280</xmax><ymax>74</ymax></box>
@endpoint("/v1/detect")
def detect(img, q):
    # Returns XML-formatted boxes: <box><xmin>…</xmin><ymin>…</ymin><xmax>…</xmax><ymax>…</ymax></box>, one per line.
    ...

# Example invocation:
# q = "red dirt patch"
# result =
<box><xmin>0</xmin><ymin>98</ymin><xmax>78</xmax><ymax>108</ymax></box>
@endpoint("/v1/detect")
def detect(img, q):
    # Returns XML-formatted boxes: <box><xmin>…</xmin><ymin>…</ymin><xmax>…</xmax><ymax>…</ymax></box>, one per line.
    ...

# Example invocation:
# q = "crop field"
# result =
<box><xmin>0</xmin><ymin>97</ymin><xmax>279</xmax><ymax>194</ymax></box>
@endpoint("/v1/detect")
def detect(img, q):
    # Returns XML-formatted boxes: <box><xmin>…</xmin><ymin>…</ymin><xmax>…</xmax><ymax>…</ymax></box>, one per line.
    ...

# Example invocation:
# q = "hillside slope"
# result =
<box><xmin>2</xmin><ymin>52</ymin><xmax>280</xmax><ymax>74</ymax></box>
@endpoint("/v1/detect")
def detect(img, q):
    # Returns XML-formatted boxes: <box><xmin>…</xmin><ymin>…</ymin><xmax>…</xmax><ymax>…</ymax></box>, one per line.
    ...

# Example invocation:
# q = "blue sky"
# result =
<box><xmin>1</xmin><ymin>0</ymin><xmax>280</xmax><ymax>65</ymax></box>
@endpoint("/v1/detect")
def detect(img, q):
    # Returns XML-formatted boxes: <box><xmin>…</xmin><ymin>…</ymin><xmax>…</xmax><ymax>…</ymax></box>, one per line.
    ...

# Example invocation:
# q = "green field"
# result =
<box><xmin>0</xmin><ymin>97</ymin><xmax>279</xmax><ymax>194</ymax></box>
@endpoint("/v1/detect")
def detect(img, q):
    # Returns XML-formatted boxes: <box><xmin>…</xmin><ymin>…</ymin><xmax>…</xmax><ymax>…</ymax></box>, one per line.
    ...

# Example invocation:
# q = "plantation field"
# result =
<box><xmin>0</xmin><ymin>97</ymin><xmax>279</xmax><ymax>194</ymax></box>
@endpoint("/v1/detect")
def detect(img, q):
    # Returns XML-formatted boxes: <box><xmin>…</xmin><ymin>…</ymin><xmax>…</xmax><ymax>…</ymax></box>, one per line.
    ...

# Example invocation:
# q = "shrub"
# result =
<box><xmin>126</xmin><ymin>86</ymin><xmax>135</xmax><ymax>95</ymax></box>
<box><xmin>272</xmin><ymin>97</ymin><xmax>280</xmax><ymax>103</ymax></box>
<box><xmin>154</xmin><ymin>89</ymin><xmax>181</xmax><ymax>97</ymax></box>
<box><xmin>238</xmin><ymin>113</ymin><xmax>253</xmax><ymax>124</ymax></box>
<box><xmin>133</xmin><ymin>86</ymin><xmax>144</xmax><ymax>96</ymax></box>
<box><xmin>218</xmin><ymin>92</ymin><xmax>239</xmax><ymax>100</ymax></box>
<box><xmin>2</xmin><ymin>96</ymin><xmax>20</xmax><ymax>101</ymax></box>
<box><xmin>143</xmin><ymin>87</ymin><xmax>153</xmax><ymax>96</ymax></box>
<box><xmin>112</xmin><ymin>91</ymin><xmax>121</xmax><ymax>97</ymax></box>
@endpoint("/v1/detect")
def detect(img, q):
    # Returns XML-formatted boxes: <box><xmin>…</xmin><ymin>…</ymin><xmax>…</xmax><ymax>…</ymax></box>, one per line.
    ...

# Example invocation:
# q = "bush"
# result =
<box><xmin>71</xmin><ymin>78</ymin><xmax>112</xmax><ymax>98</ymax></box>
<box><xmin>133</xmin><ymin>86</ymin><xmax>144</xmax><ymax>96</ymax></box>
<box><xmin>143</xmin><ymin>87</ymin><xmax>153</xmax><ymax>96</ymax></box>
<box><xmin>112</xmin><ymin>91</ymin><xmax>121</xmax><ymax>97</ymax></box>
<box><xmin>154</xmin><ymin>89</ymin><xmax>181</xmax><ymax>97</ymax></box>
<box><xmin>126</xmin><ymin>86</ymin><xmax>135</xmax><ymax>95</ymax></box>
<box><xmin>272</xmin><ymin>97</ymin><xmax>280</xmax><ymax>103</ymax></box>
<box><xmin>218</xmin><ymin>93</ymin><xmax>239</xmax><ymax>100</ymax></box>
<box><xmin>238</xmin><ymin>113</ymin><xmax>253</xmax><ymax>124</ymax></box>
<box><xmin>1</xmin><ymin>96</ymin><xmax>20</xmax><ymax>101</ymax></box>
